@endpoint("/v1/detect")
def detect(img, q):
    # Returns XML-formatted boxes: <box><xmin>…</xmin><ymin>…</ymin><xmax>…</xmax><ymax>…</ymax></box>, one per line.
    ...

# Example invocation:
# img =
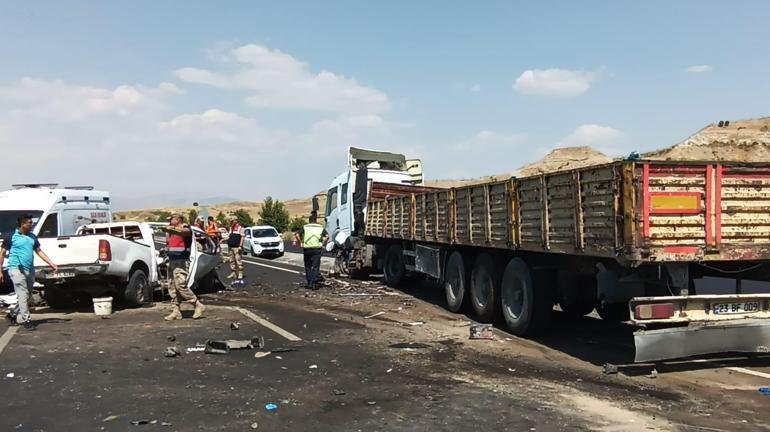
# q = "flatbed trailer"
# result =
<box><xmin>354</xmin><ymin>159</ymin><xmax>770</xmax><ymax>361</ymax></box>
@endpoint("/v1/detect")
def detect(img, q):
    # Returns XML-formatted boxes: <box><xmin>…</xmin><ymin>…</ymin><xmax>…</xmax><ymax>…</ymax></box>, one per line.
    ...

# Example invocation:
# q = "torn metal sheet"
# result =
<box><xmin>634</xmin><ymin>319</ymin><xmax>770</xmax><ymax>362</ymax></box>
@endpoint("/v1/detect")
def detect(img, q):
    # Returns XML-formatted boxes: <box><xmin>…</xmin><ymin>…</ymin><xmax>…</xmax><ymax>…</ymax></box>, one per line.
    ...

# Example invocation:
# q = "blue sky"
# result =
<box><xmin>1</xmin><ymin>1</ymin><xmax>769</xmax><ymax>209</ymax></box>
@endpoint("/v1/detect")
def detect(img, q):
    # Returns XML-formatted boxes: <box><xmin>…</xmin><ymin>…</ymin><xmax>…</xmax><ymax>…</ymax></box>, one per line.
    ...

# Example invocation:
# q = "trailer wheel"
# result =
<box><xmin>383</xmin><ymin>245</ymin><xmax>406</xmax><ymax>287</ymax></box>
<box><xmin>470</xmin><ymin>253</ymin><xmax>500</xmax><ymax>322</ymax></box>
<box><xmin>444</xmin><ymin>251</ymin><xmax>468</xmax><ymax>313</ymax></box>
<box><xmin>123</xmin><ymin>270</ymin><xmax>150</xmax><ymax>308</ymax></box>
<box><xmin>560</xmin><ymin>276</ymin><xmax>596</xmax><ymax>318</ymax></box>
<box><xmin>42</xmin><ymin>285</ymin><xmax>73</xmax><ymax>309</ymax></box>
<box><xmin>596</xmin><ymin>301</ymin><xmax>629</xmax><ymax>323</ymax></box>
<box><xmin>500</xmin><ymin>258</ymin><xmax>553</xmax><ymax>335</ymax></box>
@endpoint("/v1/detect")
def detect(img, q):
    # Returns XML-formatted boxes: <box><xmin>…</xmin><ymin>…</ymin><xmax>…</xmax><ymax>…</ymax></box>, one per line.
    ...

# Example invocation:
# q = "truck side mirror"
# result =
<box><xmin>312</xmin><ymin>197</ymin><xmax>319</xmax><ymax>212</ymax></box>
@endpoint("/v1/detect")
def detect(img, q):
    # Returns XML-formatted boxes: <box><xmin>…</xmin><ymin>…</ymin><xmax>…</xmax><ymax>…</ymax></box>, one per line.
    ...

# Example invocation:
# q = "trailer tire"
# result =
<box><xmin>42</xmin><ymin>285</ymin><xmax>73</xmax><ymax>309</ymax></box>
<box><xmin>123</xmin><ymin>270</ymin><xmax>150</xmax><ymax>308</ymax></box>
<box><xmin>560</xmin><ymin>276</ymin><xmax>596</xmax><ymax>318</ymax></box>
<box><xmin>597</xmin><ymin>302</ymin><xmax>629</xmax><ymax>323</ymax></box>
<box><xmin>383</xmin><ymin>245</ymin><xmax>406</xmax><ymax>287</ymax></box>
<box><xmin>470</xmin><ymin>253</ymin><xmax>500</xmax><ymax>322</ymax></box>
<box><xmin>500</xmin><ymin>258</ymin><xmax>553</xmax><ymax>335</ymax></box>
<box><xmin>444</xmin><ymin>251</ymin><xmax>468</xmax><ymax>313</ymax></box>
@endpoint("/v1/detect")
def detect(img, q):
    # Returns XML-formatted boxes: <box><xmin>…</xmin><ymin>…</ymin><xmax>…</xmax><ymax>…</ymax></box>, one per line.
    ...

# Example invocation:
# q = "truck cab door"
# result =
<box><xmin>338</xmin><ymin>182</ymin><xmax>352</xmax><ymax>236</ymax></box>
<box><xmin>325</xmin><ymin>186</ymin><xmax>340</xmax><ymax>237</ymax></box>
<box><xmin>186</xmin><ymin>226</ymin><xmax>219</xmax><ymax>290</ymax></box>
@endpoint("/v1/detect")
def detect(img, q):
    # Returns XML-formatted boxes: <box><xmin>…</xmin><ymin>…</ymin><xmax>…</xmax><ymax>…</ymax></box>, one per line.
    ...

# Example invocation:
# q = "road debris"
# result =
<box><xmin>130</xmin><ymin>419</ymin><xmax>150</xmax><ymax>425</ymax></box>
<box><xmin>230</xmin><ymin>321</ymin><xmax>240</xmax><ymax>330</ymax></box>
<box><xmin>469</xmin><ymin>324</ymin><xmax>494</xmax><ymax>340</ymax></box>
<box><xmin>404</xmin><ymin>321</ymin><xmax>424</xmax><ymax>326</ymax></box>
<box><xmin>648</xmin><ymin>368</ymin><xmax>658</xmax><ymax>379</ymax></box>
<box><xmin>271</xmin><ymin>347</ymin><xmax>300</xmax><ymax>353</ymax></box>
<box><xmin>6</xmin><ymin>372</ymin><xmax>15</xmax><ymax>378</ymax></box>
<box><xmin>204</xmin><ymin>337</ymin><xmax>265</xmax><ymax>354</ymax></box>
<box><xmin>389</xmin><ymin>342</ymin><xmax>430</xmax><ymax>349</ymax></box>
<box><xmin>309</xmin><ymin>364</ymin><xmax>318</xmax><ymax>369</ymax></box>
<box><xmin>164</xmin><ymin>347</ymin><xmax>180</xmax><ymax>358</ymax></box>
<box><xmin>254</xmin><ymin>351</ymin><xmax>271</xmax><ymax>359</ymax></box>
<box><xmin>102</xmin><ymin>415</ymin><xmax>120</xmax><ymax>422</ymax></box>
<box><xmin>760</xmin><ymin>387</ymin><xmax>770</xmax><ymax>396</ymax></box>
<box><xmin>251</xmin><ymin>422</ymin><xmax>259</xmax><ymax>429</ymax></box>
<box><xmin>332</xmin><ymin>389</ymin><xmax>346</xmax><ymax>396</ymax></box>
<box><xmin>186</xmin><ymin>344</ymin><xmax>205</xmax><ymax>353</ymax></box>
<box><xmin>166</xmin><ymin>335</ymin><xmax>176</xmax><ymax>342</ymax></box>
<box><xmin>265</xmin><ymin>403</ymin><xmax>278</xmax><ymax>412</ymax></box>
<box><xmin>364</xmin><ymin>311</ymin><xmax>386</xmax><ymax>319</ymax></box>
<box><xmin>602</xmin><ymin>363</ymin><xmax>619</xmax><ymax>375</ymax></box>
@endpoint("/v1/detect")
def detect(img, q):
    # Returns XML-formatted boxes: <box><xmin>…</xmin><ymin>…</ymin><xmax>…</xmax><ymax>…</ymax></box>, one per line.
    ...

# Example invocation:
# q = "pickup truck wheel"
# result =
<box><xmin>444</xmin><ymin>251</ymin><xmax>468</xmax><ymax>313</ymax></box>
<box><xmin>43</xmin><ymin>286</ymin><xmax>72</xmax><ymax>309</ymax></box>
<box><xmin>124</xmin><ymin>270</ymin><xmax>149</xmax><ymax>308</ymax></box>
<box><xmin>500</xmin><ymin>258</ymin><xmax>553</xmax><ymax>335</ymax></box>
<box><xmin>597</xmin><ymin>301</ymin><xmax>629</xmax><ymax>323</ymax></box>
<box><xmin>383</xmin><ymin>245</ymin><xmax>405</xmax><ymax>287</ymax></box>
<box><xmin>470</xmin><ymin>253</ymin><xmax>501</xmax><ymax>322</ymax></box>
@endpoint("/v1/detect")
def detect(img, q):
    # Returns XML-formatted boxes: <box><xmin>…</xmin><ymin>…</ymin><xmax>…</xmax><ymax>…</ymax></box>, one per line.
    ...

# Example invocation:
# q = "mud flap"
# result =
<box><xmin>634</xmin><ymin>319</ymin><xmax>770</xmax><ymax>362</ymax></box>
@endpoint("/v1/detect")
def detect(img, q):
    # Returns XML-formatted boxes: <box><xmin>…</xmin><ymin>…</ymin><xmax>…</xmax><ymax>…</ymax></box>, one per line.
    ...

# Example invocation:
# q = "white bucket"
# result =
<box><xmin>92</xmin><ymin>297</ymin><xmax>113</xmax><ymax>316</ymax></box>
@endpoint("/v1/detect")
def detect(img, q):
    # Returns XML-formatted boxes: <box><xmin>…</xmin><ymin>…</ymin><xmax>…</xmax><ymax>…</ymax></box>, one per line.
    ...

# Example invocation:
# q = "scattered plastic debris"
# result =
<box><xmin>102</xmin><ymin>415</ymin><xmax>120</xmax><ymax>422</ymax></box>
<box><xmin>164</xmin><ymin>347</ymin><xmax>180</xmax><ymax>358</ymax></box>
<box><xmin>332</xmin><ymin>389</ymin><xmax>346</xmax><ymax>396</ymax></box>
<box><xmin>161</xmin><ymin>422</ymin><xmax>172</xmax><ymax>427</ymax></box>
<box><xmin>386</xmin><ymin>368</ymin><xmax>393</xmax><ymax>373</ymax></box>
<box><xmin>405</xmin><ymin>321</ymin><xmax>424</xmax><ymax>326</ymax></box>
<box><xmin>230</xmin><ymin>321</ymin><xmax>240</xmax><ymax>331</ymax></box>
<box><xmin>251</xmin><ymin>422</ymin><xmax>259</xmax><ymax>429</ymax></box>
<box><xmin>760</xmin><ymin>387</ymin><xmax>770</xmax><ymax>396</ymax></box>
<box><xmin>254</xmin><ymin>351</ymin><xmax>271</xmax><ymax>359</ymax></box>
<box><xmin>648</xmin><ymin>368</ymin><xmax>658</xmax><ymax>379</ymax></box>
<box><xmin>265</xmin><ymin>403</ymin><xmax>278</xmax><ymax>412</ymax></box>
<box><xmin>602</xmin><ymin>363</ymin><xmax>619</xmax><ymax>375</ymax></box>
<box><xmin>204</xmin><ymin>337</ymin><xmax>265</xmax><ymax>354</ymax></box>
<box><xmin>6</xmin><ymin>372</ymin><xmax>15</xmax><ymax>378</ymax></box>
<box><xmin>166</xmin><ymin>335</ymin><xmax>176</xmax><ymax>342</ymax></box>
<box><xmin>364</xmin><ymin>311</ymin><xmax>386</xmax><ymax>319</ymax></box>
<box><xmin>389</xmin><ymin>342</ymin><xmax>430</xmax><ymax>349</ymax></box>
<box><xmin>309</xmin><ymin>364</ymin><xmax>318</xmax><ymax>369</ymax></box>
<box><xmin>130</xmin><ymin>419</ymin><xmax>150</xmax><ymax>425</ymax></box>
<box><xmin>469</xmin><ymin>324</ymin><xmax>494</xmax><ymax>340</ymax></box>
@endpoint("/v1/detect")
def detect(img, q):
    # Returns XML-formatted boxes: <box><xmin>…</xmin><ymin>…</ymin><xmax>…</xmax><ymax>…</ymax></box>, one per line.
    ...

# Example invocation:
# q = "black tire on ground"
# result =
<box><xmin>596</xmin><ymin>301</ymin><xmax>630</xmax><ymax>323</ymax></box>
<box><xmin>123</xmin><ymin>269</ymin><xmax>150</xmax><ymax>308</ymax></box>
<box><xmin>470</xmin><ymin>253</ymin><xmax>501</xmax><ymax>322</ymax></box>
<box><xmin>195</xmin><ymin>270</ymin><xmax>222</xmax><ymax>293</ymax></box>
<box><xmin>444</xmin><ymin>251</ymin><xmax>468</xmax><ymax>313</ymax></box>
<box><xmin>42</xmin><ymin>285</ymin><xmax>72</xmax><ymax>309</ymax></box>
<box><xmin>500</xmin><ymin>258</ymin><xmax>553</xmax><ymax>335</ymax></box>
<box><xmin>383</xmin><ymin>245</ymin><xmax>406</xmax><ymax>287</ymax></box>
<box><xmin>560</xmin><ymin>276</ymin><xmax>597</xmax><ymax>318</ymax></box>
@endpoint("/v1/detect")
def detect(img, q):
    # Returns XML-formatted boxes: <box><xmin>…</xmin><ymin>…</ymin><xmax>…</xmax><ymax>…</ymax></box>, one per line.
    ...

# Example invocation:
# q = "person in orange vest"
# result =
<box><xmin>205</xmin><ymin>216</ymin><xmax>220</xmax><ymax>253</ymax></box>
<box><xmin>161</xmin><ymin>213</ymin><xmax>205</xmax><ymax>320</ymax></box>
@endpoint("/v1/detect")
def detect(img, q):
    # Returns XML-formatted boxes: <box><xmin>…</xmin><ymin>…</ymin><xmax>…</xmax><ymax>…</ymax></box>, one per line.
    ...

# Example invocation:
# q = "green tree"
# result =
<box><xmin>258</xmin><ymin>196</ymin><xmax>290</xmax><ymax>232</ymax></box>
<box><xmin>188</xmin><ymin>209</ymin><xmax>199</xmax><ymax>225</ymax></box>
<box><xmin>289</xmin><ymin>216</ymin><xmax>307</xmax><ymax>233</ymax></box>
<box><xmin>215</xmin><ymin>211</ymin><xmax>227</xmax><ymax>226</ymax></box>
<box><xmin>232</xmin><ymin>208</ymin><xmax>254</xmax><ymax>227</ymax></box>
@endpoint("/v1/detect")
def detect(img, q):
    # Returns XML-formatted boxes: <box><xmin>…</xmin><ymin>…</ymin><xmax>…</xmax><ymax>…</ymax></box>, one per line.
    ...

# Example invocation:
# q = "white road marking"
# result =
<box><xmin>226</xmin><ymin>306</ymin><xmax>302</xmax><ymax>341</ymax></box>
<box><xmin>242</xmin><ymin>258</ymin><xmax>302</xmax><ymax>275</ymax></box>
<box><xmin>0</xmin><ymin>326</ymin><xmax>19</xmax><ymax>356</ymax></box>
<box><xmin>725</xmin><ymin>366</ymin><xmax>770</xmax><ymax>380</ymax></box>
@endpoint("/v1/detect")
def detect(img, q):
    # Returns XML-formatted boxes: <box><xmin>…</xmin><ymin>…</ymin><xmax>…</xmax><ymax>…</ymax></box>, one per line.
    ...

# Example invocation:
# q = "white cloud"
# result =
<box><xmin>470</xmin><ymin>83</ymin><xmax>481</xmax><ymax>93</ymax></box>
<box><xmin>174</xmin><ymin>43</ymin><xmax>390</xmax><ymax>114</ymax></box>
<box><xmin>453</xmin><ymin>130</ymin><xmax>524</xmax><ymax>151</ymax></box>
<box><xmin>561</xmin><ymin>124</ymin><xmax>623</xmax><ymax>155</ymax></box>
<box><xmin>513</xmin><ymin>68</ymin><xmax>597</xmax><ymax>96</ymax></box>
<box><xmin>686</xmin><ymin>65</ymin><xmax>713</xmax><ymax>73</ymax></box>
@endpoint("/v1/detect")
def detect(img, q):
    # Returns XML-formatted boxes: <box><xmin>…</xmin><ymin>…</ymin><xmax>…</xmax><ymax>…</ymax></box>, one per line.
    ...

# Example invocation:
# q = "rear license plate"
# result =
<box><xmin>712</xmin><ymin>301</ymin><xmax>760</xmax><ymax>315</ymax></box>
<box><xmin>48</xmin><ymin>271</ymin><xmax>75</xmax><ymax>279</ymax></box>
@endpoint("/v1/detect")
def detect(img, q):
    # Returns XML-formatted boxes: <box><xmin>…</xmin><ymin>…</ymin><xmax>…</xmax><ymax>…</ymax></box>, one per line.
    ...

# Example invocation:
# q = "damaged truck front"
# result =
<box><xmin>324</xmin><ymin>147</ymin><xmax>770</xmax><ymax>362</ymax></box>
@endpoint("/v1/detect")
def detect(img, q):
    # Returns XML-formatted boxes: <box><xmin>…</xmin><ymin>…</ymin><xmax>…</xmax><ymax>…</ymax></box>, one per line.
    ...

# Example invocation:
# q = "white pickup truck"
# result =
<box><xmin>36</xmin><ymin>222</ymin><xmax>220</xmax><ymax>308</ymax></box>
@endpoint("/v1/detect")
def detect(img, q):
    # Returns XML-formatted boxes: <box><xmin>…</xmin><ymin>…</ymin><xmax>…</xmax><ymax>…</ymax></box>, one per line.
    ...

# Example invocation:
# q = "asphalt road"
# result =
<box><xmin>1</xmin><ymin>252</ymin><xmax>769</xmax><ymax>431</ymax></box>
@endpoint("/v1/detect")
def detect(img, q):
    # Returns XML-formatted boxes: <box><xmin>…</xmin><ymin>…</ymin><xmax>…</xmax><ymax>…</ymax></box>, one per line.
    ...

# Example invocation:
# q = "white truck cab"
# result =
<box><xmin>325</xmin><ymin>147</ymin><xmax>423</xmax><ymax>240</ymax></box>
<box><xmin>0</xmin><ymin>184</ymin><xmax>112</xmax><ymax>242</ymax></box>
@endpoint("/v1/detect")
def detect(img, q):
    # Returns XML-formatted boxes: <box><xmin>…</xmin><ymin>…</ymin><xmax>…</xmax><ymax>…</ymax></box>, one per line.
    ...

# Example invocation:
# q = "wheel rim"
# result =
<box><xmin>503</xmin><ymin>276</ymin><xmax>525</xmax><ymax>320</ymax></box>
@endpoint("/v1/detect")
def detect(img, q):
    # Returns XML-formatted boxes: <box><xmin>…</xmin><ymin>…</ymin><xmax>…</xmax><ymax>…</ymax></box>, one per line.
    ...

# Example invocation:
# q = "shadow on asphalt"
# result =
<box><xmin>388</xmin><ymin>276</ymin><xmax>769</xmax><ymax>375</ymax></box>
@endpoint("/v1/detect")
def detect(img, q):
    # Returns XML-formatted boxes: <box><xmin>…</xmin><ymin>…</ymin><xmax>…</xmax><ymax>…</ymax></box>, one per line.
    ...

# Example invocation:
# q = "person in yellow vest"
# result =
<box><xmin>294</xmin><ymin>212</ymin><xmax>328</xmax><ymax>290</ymax></box>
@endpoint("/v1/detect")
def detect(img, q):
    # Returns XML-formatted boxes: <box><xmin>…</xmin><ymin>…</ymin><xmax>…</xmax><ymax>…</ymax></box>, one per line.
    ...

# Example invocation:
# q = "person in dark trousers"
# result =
<box><xmin>294</xmin><ymin>212</ymin><xmax>328</xmax><ymax>290</ymax></box>
<box><xmin>0</xmin><ymin>214</ymin><xmax>58</xmax><ymax>330</ymax></box>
